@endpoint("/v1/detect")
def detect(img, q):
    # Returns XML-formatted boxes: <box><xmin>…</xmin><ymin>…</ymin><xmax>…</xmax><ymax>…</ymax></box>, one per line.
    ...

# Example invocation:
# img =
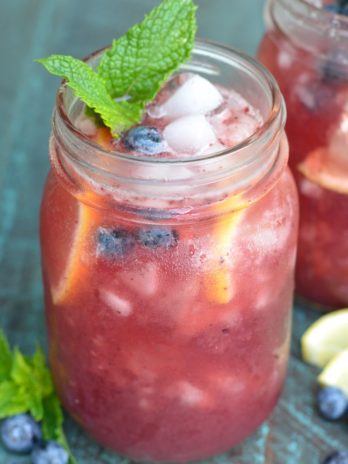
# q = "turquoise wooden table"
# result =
<box><xmin>0</xmin><ymin>1</ymin><xmax>347</xmax><ymax>462</ymax></box>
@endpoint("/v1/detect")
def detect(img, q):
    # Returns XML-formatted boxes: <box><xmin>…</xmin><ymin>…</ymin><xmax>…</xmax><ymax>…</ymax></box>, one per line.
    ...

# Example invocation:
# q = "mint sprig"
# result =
<box><xmin>0</xmin><ymin>331</ymin><xmax>75</xmax><ymax>464</ymax></box>
<box><xmin>37</xmin><ymin>0</ymin><xmax>197</xmax><ymax>138</ymax></box>
<box><xmin>36</xmin><ymin>55</ymin><xmax>143</xmax><ymax>137</ymax></box>
<box><xmin>97</xmin><ymin>0</ymin><xmax>197</xmax><ymax>102</ymax></box>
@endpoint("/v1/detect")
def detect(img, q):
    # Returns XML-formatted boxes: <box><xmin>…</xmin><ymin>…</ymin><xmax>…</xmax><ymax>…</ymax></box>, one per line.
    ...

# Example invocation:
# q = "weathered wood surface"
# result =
<box><xmin>0</xmin><ymin>0</ymin><xmax>346</xmax><ymax>462</ymax></box>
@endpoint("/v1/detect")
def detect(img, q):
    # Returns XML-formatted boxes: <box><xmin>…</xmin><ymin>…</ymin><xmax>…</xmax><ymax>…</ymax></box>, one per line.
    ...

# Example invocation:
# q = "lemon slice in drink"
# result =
<box><xmin>318</xmin><ymin>349</ymin><xmax>348</xmax><ymax>396</ymax></box>
<box><xmin>301</xmin><ymin>309</ymin><xmax>348</xmax><ymax>368</ymax></box>
<box><xmin>298</xmin><ymin>129</ymin><xmax>348</xmax><ymax>195</ymax></box>
<box><xmin>205</xmin><ymin>196</ymin><xmax>246</xmax><ymax>305</ymax></box>
<box><xmin>52</xmin><ymin>202</ymin><xmax>98</xmax><ymax>305</ymax></box>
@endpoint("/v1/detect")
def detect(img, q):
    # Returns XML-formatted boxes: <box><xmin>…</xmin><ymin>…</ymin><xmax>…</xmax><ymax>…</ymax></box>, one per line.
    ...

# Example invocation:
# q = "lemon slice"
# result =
<box><xmin>52</xmin><ymin>203</ymin><xmax>98</xmax><ymax>305</ymax></box>
<box><xmin>298</xmin><ymin>147</ymin><xmax>348</xmax><ymax>195</ymax></box>
<box><xmin>301</xmin><ymin>309</ymin><xmax>348</xmax><ymax>368</ymax></box>
<box><xmin>204</xmin><ymin>195</ymin><xmax>246</xmax><ymax>304</ymax></box>
<box><xmin>318</xmin><ymin>349</ymin><xmax>348</xmax><ymax>396</ymax></box>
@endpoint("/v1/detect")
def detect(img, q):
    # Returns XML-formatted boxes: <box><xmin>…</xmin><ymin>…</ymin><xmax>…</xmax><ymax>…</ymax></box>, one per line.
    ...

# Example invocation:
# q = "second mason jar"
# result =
<box><xmin>258</xmin><ymin>0</ymin><xmax>348</xmax><ymax>308</ymax></box>
<box><xmin>40</xmin><ymin>41</ymin><xmax>298</xmax><ymax>462</ymax></box>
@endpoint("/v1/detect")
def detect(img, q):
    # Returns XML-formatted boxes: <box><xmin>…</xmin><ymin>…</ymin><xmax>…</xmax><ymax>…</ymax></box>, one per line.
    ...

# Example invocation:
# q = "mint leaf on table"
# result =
<box><xmin>0</xmin><ymin>333</ymin><xmax>75</xmax><ymax>463</ymax></box>
<box><xmin>42</xmin><ymin>394</ymin><xmax>76</xmax><ymax>464</ymax></box>
<box><xmin>0</xmin><ymin>381</ymin><xmax>29</xmax><ymax>418</ymax></box>
<box><xmin>36</xmin><ymin>55</ymin><xmax>143</xmax><ymax>137</ymax></box>
<box><xmin>36</xmin><ymin>0</ymin><xmax>197</xmax><ymax>138</ymax></box>
<box><xmin>10</xmin><ymin>347</ymin><xmax>55</xmax><ymax>421</ymax></box>
<box><xmin>97</xmin><ymin>0</ymin><xmax>197</xmax><ymax>102</ymax></box>
<box><xmin>0</xmin><ymin>331</ymin><xmax>12</xmax><ymax>381</ymax></box>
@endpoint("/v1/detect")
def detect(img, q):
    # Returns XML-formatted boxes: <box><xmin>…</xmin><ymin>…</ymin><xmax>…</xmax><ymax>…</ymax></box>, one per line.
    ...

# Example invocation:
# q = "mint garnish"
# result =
<box><xmin>36</xmin><ymin>55</ymin><xmax>143</xmax><ymax>137</ymax></box>
<box><xmin>37</xmin><ymin>0</ymin><xmax>197</xmax><ymax>138</ymax></box>
<box><xmin>0</xmin><ymin>331</ymin><xmax>75</xmax><ymax>463</ymax></box>
<box><xmin>97</xmin><ymin>0</ymin><xmax>197</xmax><ymax>102</ymax></box>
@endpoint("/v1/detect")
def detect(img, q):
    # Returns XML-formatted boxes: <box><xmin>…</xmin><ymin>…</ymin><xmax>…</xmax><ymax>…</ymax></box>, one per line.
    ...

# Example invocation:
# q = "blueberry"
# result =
<box><xmin>136</xmin><ymin>227</ymin><xmax>178</xmax><ymax>248</ymax></box>
<box><xmin>321</xmin><ymin>48</ymin><xmax>348</xmax><ymax>83</ymax></box>
<box><xmin>323</xmin><ymin>451</ymin><xmax>348</xmax><ymax>464</ymax></box>
<box><xmin>1</xmin><ymin>414</ymin><xmax>41</xmax><ymax>454</ymax></box>
<box><xmin>31</xmin><ymin>441</ymin><xmax>68</xmax><ymax>464</ymax></box>
<box><xmin>124</xmin><ymin>126</ymin><xmax>165</xmax><ymax>155</ymax></box>
<box><xmin>97</xmin><ymin>227</ymin><xmax>135</xmax><ymax>258</ymax></box>
<box><xmin>317</xmin><ymin>386</ymin><xmax>348</xmax><ymax>420</ymax></box>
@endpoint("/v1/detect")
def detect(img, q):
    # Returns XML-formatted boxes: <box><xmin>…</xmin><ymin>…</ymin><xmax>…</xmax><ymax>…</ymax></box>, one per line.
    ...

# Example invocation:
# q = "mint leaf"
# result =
<box><xmin>37</xmin><ymin>0</ymin><xmax>197</xmax><ymax>138</ymax></box>
<box><xmin>42</xmin><ymin>394</ymin><xmax>76</xmax><ymax>464</ymax></box>
<box><xmin>36</xmin><ymin>55</ymin><xmax>143</xmax><ymax>137</ymax></box>
<box><xmin>42</xmin><ymin>394</ymin><xmax>64</xmax><ymax>443</ymax></box>
<box><xmin>0</xmin><ymin>330</ymin><xmax>12</xmax><ymax>381</ymax></box>
<box><xmin>0</xmin><ymin>382</ymin><xmax>29</xmax><ymax>418</ymax></box>
<box><xmin>11</xmin><ymin>348</ymin><xmax>46</xmax><ymax>420</ymax></box>
<box><xmin>97</xmin><ymin>0</ymin><xmax>197</xmax><ymax>102</ymax></box>
<box><xmin>29</xmin><ymin>348</ymin><xmax>54</xmax><ymax>398</ymax></box>
<box><xmin>0</xmin><ymin>331</ymin><xmax>76</xmax><ymax>463</ymax></box>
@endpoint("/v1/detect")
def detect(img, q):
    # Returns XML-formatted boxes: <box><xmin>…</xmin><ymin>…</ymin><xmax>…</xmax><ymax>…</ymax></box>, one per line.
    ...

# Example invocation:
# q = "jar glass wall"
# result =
<box><xmin>258</xmin><ymin>0</ymin><xmax>348</xmax><ymax>308</ymax></box>
<box><xmin>40</xmin><ymin>41</ymin><xmax>298</xmax><ymax>462</ymax></box>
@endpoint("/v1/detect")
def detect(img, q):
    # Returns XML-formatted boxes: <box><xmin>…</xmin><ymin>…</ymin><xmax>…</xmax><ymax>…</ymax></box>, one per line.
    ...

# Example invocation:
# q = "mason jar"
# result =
<box><xmin>40</xmin><ymin>40</ymin><xmax>298</xmax><ymax>462</ymax></box>
<box><xmin>258</xmin><ymin>0</ymin><xmax>348</xmax><ymax>308</ymax></box>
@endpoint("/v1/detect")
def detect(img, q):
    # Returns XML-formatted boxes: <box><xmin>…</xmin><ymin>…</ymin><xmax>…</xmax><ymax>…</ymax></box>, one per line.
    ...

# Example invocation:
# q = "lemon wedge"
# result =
<box><xmin>301</xmin><ymin>309</ymin><xmax>348</xmax><ymax>368</ymax></box>
<box><xmin>318</xmin><ymin>349</ymin><xmax>348</xmax><ymax>396</ymax></box>
<box><xmin>298</xmin><ymin>146</ymin><xmax>348</xmax><ymax>195</ymax></box>
<box><xmin>52</xmin><ymin>202</ymin><xmax>98</xmax><ymax>305</ymax></box>
<box><xmin>204</xmin><ymin>193</ymin><xmax>246</xmax><ymax>305</ymax></box>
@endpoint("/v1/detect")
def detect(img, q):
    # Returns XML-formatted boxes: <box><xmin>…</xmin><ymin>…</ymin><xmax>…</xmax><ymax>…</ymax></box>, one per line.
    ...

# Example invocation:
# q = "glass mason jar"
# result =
<box><xmin>40</xmin><ymin>41</ymin><xmax>298</xmax><ymax>462</ymax></box>
<box><xmin>258</xmin><ymin>0</ymin><xmax>348</xmax><ymax>308</ymax></box>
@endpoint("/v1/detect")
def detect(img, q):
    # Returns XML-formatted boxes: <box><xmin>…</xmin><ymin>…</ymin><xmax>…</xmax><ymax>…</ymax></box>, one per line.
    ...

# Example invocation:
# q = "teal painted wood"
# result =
<box><xmin>0</xmin><ymin>1</ymin><xmax>346</xmax><ymax>463</ymax></box>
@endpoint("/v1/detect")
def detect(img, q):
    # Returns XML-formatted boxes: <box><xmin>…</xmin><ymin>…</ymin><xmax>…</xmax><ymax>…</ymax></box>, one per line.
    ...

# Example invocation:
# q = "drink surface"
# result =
<box><xmin>41</xmin><ymin>70</ymin><xmax>298</xmax><ymax>461</ymax></box>
<box><xmin>258</xmin><ymin>1</ymin><xmax>348</xmax><ymax>308</ymax></box>
<box><xmin>75</xmin><ymin>72</ymin><xmax>263</xmax><ymax>159</ymax></box>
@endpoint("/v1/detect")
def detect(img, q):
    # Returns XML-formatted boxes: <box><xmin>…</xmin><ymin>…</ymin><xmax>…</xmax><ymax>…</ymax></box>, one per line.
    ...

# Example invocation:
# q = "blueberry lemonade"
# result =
<box><xmin>258</xmin><ymin>0</ymin><xmax>348</xmax><ymax>308</ymax></box>
<box><xmin>38</xmin><ymin>0</ymin><xmax>298</xmax><ymax>461</ymax></box>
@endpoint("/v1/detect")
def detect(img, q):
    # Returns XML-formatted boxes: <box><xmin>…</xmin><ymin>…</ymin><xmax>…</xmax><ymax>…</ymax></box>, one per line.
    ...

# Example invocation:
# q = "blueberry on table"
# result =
<box><xmin>323</xmin><ymin>451</ymin><xmax>348</xmax><ymax>464</ymax></box>
<box><xmin>31</xmin><ymin>441</ymin><xmax>69</xmax><ymax>464</ymax></box>
<box><xmin>1</xmin><ymin>414</ymin><xmax>41</xmax><ymax>454</ymax></box>
<box><xmin>136</xmin><ymin>227</ymin><xmax>178</xmax><ymax>248</ymax></box>
<box><xmin>97</xmin><ymin>227</ymin><xmax>135</xmax><ymax>258</ymax></box>
<box><xmin>317</xmin><ymin>386</ymin><xmax>348</xmax><ymax>420</ymax></box>
<box><xmin>124</xmin><ymin>126</ymin><xmax>165</xmax><ymax>155</ymax></box>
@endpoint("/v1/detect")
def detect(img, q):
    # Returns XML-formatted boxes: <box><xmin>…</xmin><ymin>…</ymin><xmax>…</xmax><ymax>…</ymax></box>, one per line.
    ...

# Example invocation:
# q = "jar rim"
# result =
<box><xmin>273</xmin><ymin>0</ymin><xmax>348</xmax><ymax>38</ymax></box>
<box><xmin>55</xmin><ymin>38</ymin><xmax>285</xmax><ymax>166</ymax></box>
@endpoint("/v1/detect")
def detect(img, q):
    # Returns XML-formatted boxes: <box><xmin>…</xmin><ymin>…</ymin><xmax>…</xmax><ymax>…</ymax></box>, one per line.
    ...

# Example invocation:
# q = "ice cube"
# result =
<box><xmin>100</xmin><ymin>290</ymin><xmax>133</xmax><ymax>317</ymax></box>
<box><xmin>212</xmin><ymin>112</ymin><xmax>260</xmax><ymax>147</ymax></box>
<box><xmin>157</xmin><ymin>75</ymin><xmax>223</xmax><ymax>119</ymax></box>
<box><xmin>121</xmin><ymin>263</ymin><xmax>159</xmax><ymax>297</ymax></box>
<box><xmin>164</xmin><ymin>115</ymin><xmax>217</xmax><ymax>154</ymax></box>
<box><xmin>227</xmin><ymin>90</ymin><xmax>251</xmax><ymax>113</ymax></box>
<box><xmin>175</xmin><ymin>381</ymin><xmax>209</xmax><ymax>407</ymax></box>
<box><xmin>213</xmin><ymin>374</ymin><xmax>245</xmax><ymax>395</ymax></box>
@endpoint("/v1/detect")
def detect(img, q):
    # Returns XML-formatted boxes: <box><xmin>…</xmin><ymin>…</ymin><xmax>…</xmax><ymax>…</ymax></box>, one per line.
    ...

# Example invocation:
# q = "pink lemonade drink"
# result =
<box><xmin>258</xmin><ymin>0</ymin><xmax>348</xmax><ymax>308</ymax></box>
<box><xmin>40</xmin><ymin>42</ymin><xmax>298</xmax><ymax>462</ymax></box>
